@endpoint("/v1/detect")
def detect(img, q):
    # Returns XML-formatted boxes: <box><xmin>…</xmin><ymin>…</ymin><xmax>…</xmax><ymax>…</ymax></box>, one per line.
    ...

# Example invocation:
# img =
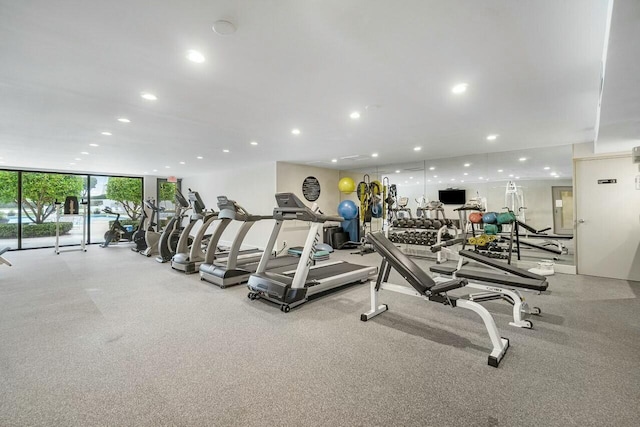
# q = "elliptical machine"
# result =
<box><xmin>140</xmin><ymin>199</ymin><xmax>163</xmax><ymax>257</ymax></box>
<box><xmin>100</xmin><ymin>207</ymin><xmax>136</xmax><ymax>248</ymax></box>
<box><xmin>156</xmin><ymin>189</ymin><xmax>191</xmax><ymax>263</ymax></box>
<box><xmin>131</xmin><ymin>200</ymin><xmax>153</xmax><ymax>252</ymax></box>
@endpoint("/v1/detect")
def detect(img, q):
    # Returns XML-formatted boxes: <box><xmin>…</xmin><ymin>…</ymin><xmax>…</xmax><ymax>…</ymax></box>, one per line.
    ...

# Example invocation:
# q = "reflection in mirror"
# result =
<box><xmin>373</xmin><ymin>145</ymin><xmax>574</xmax><ymax>266</ymax></box>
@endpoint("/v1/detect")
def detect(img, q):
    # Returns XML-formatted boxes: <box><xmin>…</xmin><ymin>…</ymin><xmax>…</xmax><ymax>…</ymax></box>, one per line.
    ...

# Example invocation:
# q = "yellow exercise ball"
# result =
<box><xmin>338</xmin><ymin>177</ymin><xmax>356</xmax><ymax>193</ymax></box>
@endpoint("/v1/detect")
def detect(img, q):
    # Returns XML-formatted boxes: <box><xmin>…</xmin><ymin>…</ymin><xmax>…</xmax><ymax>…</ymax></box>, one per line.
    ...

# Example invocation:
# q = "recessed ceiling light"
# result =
<box><xmin>250</xmin><ymin>141</ymin><xmax>258</xmax><ymax>146</ymax></box>
<box><xmin>433</xmin><ymin>175</ymin><xmax>438</xmax><ymax>178</ymax></box>
<box><xmin>451</xmin><ymin>83</ymin><xmax>468</xmax><ymax>94</ymax></box>
<box><xmin>486</xmin><ymin>134</ymin><xmax>499</xmax><ymax>141</ymax></box>
<box><xmin>460</xmin><ymin>180</ymin><xmax>464</xmax><ymax>183</ymax></box>
<box><xmin>416</xmin><ymin>182</ymin><xmax>420</xmax><ymax>185</ymax></box>
<box><xmin>212</xmin><ymin>20</ymin><xmax>237</xmax><ymax>35</ymax></box>
<box><xmin>81</xmin><ymin>152</ymin><xmax>89</xmax><ymax>155</ymax></box>
<box><xmin>451</xmin><ymin>178</ymin><xmax>455</xmax><ymax>181</ymax></box>
<box><xmin>438</xmin><ymin>181</ymin><xmax>442</xmax><ymax>184</ymax></box>
<box><xmin>89</xmin><ymin>143</ymin><xmax>99</xmax><ymax>147</ymax></box>
<box><xmin>186</xmin><ymin>49</ymin><xmax>205</xmax><ymax>63</ymax></box>
<box><xmin>479</xmin><ymin>177</ymin><xmax>484</xmax><ymax>180</ymax></box>
<box><xmin>141</xmin><ymin>92</ymin><xmax>157</xmax><ymax>101</ymax></box>
<box><xmin>69</xmin><ymin>163</ymin><xmax>75</xmax><ymax>165</ymax></box>
<box><xmin>75</xmin><ymin>158</ymin><xmax>81</xmax><ymax>161</ymax></box>
<box><xmin>497</xmin><ymin>169</ymin><xmax>503</xmax><ymax>172</ymax></box>
<box><xmin>550</xmin><ymin>172</ymin><xmax>557</xmax><ymax>176</ymax></box>
<box><xmin>197</xmin><ymin>156</ymin><xmax>203</xmax><ymax>159</ymax></box>
<box><xmin>371</xmin><ymin>153</ymin><xmax>378</xmax><ymax>158</ymax></box>
<box><xmin>429</xmin><ymin>166</ymin><xmax>435</xmax><ymax>170</ymax></box>
<box><xmin>291</xmin><ymin>128</ymin><xmax>301</xmax><ymax>135</ymax></box>
<box><xmin>509</xmin><ymin>174</ymin><xmax>514</xmax><ymax>177</ymax></box>
<box><xmin>463</xmin><ymin>163</ymin><xmax>470</xmax><ymax>167</ymax></box>
<box><xmin>405</xmin><ymin>181</ymin><xmax>408</xmax><ymax>184</ymax></box>
<box><xmin>395</xmin><ymin>170</ymin><xmax>400</xmax><ymax>173</ymax></box>
<box><xmin>543</xmin><ymin>166</ymin><xmax>550</xmax><ymax>170</ymax></box>
<box><xmin>413</xmin><ymin>146</ymin><xmax>422</xmax><ymax>151</ymax></box>
<box><xmin>331</xmin><ymin>159</ymin><xmax>337</xmax><ymax>163</ymax></box>
<box><xmin>101</xmin><ymin>132</ymin><xmax>112</xmax><ymax>136</ymax></box>
<box><xmin>179</xmin><ymin>161</ymin><xmax>185</xmax><ymax>165</ymax></box>
<box><xmin>463</xmin><ymin>172</ymin><xmax>468</xmax><ymax>176</ymax></box>
<box><xmin>427</xmin><ymin>179</ymin><xmax>431</xmax><ymax>182</ymax></box>
<box><xmin>553</xmin><ymin>175</ymin><xmax>560</xmax><ymax>178</ymax></box>
<box><xmin>515</xmin><ymin>176</ymin><xmax>520</xmax><ymax>179</ymax></box>
<box><xmin>117</xmin><ymin>118</ymin><xmax>130</xmax><ymax>123</ymax></box>
<box><xmin>153</xmin><ymin>169</ymin><xmax>158</xmax><ymax>172</ymax></box>
<box><xmin>350</xmin><ymin>111</ymin><xmax>360</xmax><ymax>119</ymax></box>
<box><xmin>223</xmin><ymin>149</ymin><xmax>230</xmax><ymax>153</ymax></box>
<box><xmin>409</xmin><ymin>176</ymin><xmax>414</xmax><ymax>180</ymax></box>
<box><xmin>519</xmin><ymin>157</ymin><xmax>527</xmax><ymax>162</ymax></box>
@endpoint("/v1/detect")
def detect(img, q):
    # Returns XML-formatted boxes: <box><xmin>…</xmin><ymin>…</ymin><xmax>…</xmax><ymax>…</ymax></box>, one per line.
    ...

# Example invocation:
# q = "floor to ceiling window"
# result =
<box><xmin>89</xmin><ymin>176</ymin><xmax>143</xmax><ymax>245</ymax></box>
<box><xmin>0</xmin><ymin>170</ymin><xmax>20</xmax><ymax>250</ymax></box>
<box><xmin>0</xmin><ymin>170</ymin><xmax>143</xmax><ymax>250</ymax></box>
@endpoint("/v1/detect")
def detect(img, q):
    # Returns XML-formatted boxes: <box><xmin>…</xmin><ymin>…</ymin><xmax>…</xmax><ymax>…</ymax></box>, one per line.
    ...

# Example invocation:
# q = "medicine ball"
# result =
<box><xmin>469</xmin><ymin>212</ymin><xmax>483</xmax><ymax>224</ymax></box>
<box><xmin>482</xmin><ymin>212</ymin><xmax>498</xmax><ymax>224</ymax></box>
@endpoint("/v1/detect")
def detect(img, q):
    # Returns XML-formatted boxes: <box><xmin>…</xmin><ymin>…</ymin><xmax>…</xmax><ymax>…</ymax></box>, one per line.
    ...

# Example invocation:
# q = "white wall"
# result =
<box><xmin>181</xmin><ymin>162</ymin><xmax>277</xmax><ymax>249</ymax></box>
<box><xmin>276</xmin><ymin>162</ymin><xmax>341</xmax><ymax>248</ymax></box>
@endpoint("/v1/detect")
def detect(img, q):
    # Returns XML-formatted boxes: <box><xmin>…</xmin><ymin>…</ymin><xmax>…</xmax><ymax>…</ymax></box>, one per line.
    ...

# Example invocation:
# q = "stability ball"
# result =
<box><xmin>338</xmin><ymin>200</ymin><xmax>358</xmax><ymax>220</ymax></box>
<box><xmin>338</xmin><ymin>177</ymin><xmax>356</xmax><ymax>194</ymax></box>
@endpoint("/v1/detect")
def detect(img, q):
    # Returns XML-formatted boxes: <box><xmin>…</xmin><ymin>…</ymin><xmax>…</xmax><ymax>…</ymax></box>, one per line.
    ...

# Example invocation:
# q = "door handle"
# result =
<box><xmin>577</xmin><ymin>219</ymin><xmax>585</xmax><ymax>223</ymax></box>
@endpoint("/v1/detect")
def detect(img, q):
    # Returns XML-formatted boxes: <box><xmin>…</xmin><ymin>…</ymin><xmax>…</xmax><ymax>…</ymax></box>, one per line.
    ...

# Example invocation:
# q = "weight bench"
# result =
<box><xmin>0</xmin><ymin>247</ymin><xmax>12</xmax><ymax>267</ymax></box>
<box><xmin>429</xmin><ymin>250</ymin><xmax>548</xmax><ymax>328</ymax></box>
<box><xmin>362</xmin><ymin>232</ymin><xmax>509</xmax><ymax>367</ymax></box>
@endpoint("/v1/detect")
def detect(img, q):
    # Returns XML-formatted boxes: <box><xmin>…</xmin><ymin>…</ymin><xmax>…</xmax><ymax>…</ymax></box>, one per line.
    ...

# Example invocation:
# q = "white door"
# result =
<box><xmin>575</xmin><ymin>156</ymin><xmax>640</xmax><ymax>280</ymax></box>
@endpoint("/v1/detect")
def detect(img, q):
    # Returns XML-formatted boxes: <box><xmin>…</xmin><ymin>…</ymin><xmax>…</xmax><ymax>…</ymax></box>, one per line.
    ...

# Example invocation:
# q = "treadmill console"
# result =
<box><xmin>188</xmin><ymin>189</ymin><xmax>206</xmax><ymax>214</ymax></box>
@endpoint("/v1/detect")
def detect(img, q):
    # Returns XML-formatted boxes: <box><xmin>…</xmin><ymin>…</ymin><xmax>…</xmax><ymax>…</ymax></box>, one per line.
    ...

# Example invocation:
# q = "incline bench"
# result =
<box><xmin>362</xmin><ymin>232</ymin><xmax>509</xmax><ymax>367</ymax></box>
<box><xmin>430</xmin><ymin>249</ymin><xmax>548</xmax><ymax>328</ymax></box>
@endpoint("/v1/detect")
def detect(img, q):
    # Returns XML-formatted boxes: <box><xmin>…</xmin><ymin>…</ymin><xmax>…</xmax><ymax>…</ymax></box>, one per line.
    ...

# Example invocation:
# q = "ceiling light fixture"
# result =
<box><xmin>291</xmin><ymin>128</ymin><xmax>301</xmax><ymax>135</ymax></box>
<box><xmin>81</xmin><ymin>152</ymin><xmax>89</xmax><ymax>155</ymax></box>
<box><xmin>479</xmin><ymin>177</ymin><xmax>484</xmax><ymax>180</ymax></box>
<box><xmin>197</xmin><ymin>156</ymin><xmax>203</xmax><ymax>159</ymax></box>
<box><xmin>497</xmin><ymin>169</ymin><xmax>503</xmax><ymax>172</ymax></box>
<box><xmin>223</xmin><ymin>149</ymin><xmax>230</xmax><ymax>153</ymax></box>
<box><xmin>186</xmin><ymin>50</ymin><xmax>205</xmax><ymax>63</ymax></box>
<box><xmin>486</xmin><ymin>134</ymin><xmax>499</xmax><ymax>141</ymax></box>
<box><xmin>371</xmin><ymin>153</ymin><xmax>378</xmax><ymax>158</ymax></box>
<box><xmin>75</xmin><ymin>158</ymin><xmax>81</xmax><ymax>161</ymax></box>
<box><xmin>433</xmin><ymin>175</ymin><xmax>438</xmax><ymax>178</ymax></box>
<box><xmin>451</xmin><ymin>83</ymin><xmax>468</xmax><ymax>94</ymax></box>
<box><xmin>429</xmin><ymin>166</ymin><xmax>435</xmax><ymax>171</ymax></box>
<box><xmin>515</xmin><ymin>176</ymin><xmax>520</xmax><ymax>179</ymax></box>
<box><xmin>509</xmin><ymin>174</ymin><xmax>514</xmax><ymax>177</ymax></box>
<box><xmin>519</xmin><ymin>157</ymin><xmax>527</xmax><ymax>162</ymax></box>
<box><xmin>153</xmin><ymin>169</ymin><xmax>158</xmax><ymax>172</ymax></box>
<box><xmin>179</xmin><ymin>161</ymin><xmax>185</xmax><ymax>165</ymax></box>
<box><xmin>543</xmin><ymin>166</ymin><xmax>550</xmax><ymax>170</ymax></box>
<box><xmin>331</xmin><ymin>159</ymin><xmax>337</xmax><ymax>163</ymax></box>
<box><xmin>117</xmin><ymin>118</ymin><xmax>130</xmax><ymax>123</ymax></box>
<box><xmin>463</xmin><ymin>172</ymin><xmax>468</xmax><ymax>176</ymax></box>
<box><xmin>250</xmin><ymin>141</ymin><xmax>258</xmax><ymax>146</ymax></box>
<box><xmin>350</xmin><ymin>111</ymin><xmax>360</xmax><ymax>119</ymax></box>
<box><xmin>141</xmin><ymin>92</ymin><xmax>157</xmax><ymax>101</ymax></box>
<box><xmin>101</xmin><ymin>132</ymin><xmax>112</xmax><ymax>136</ymax></box>
<box><xmin>550</xmin><ymin>172</ymin><xmax>557</xmax><ymax>176</ymax></box>
<box><xmin>69</xmin><ymin>163</ymin><xmax>75</xmax><ymax>165</ymax></box>
<box><xmin>409</xmin><ymin>177</ymin><xmax>413</xmax><ymax>180</ymax></box>
<box><xmin>413</xmin><ymin>146</ymin><xmax>422</xmax><ymax>151</ymax></box>
<box><xmin>463</xmin><ymin>163</ymin><xmax>470</xmax><ymax>167</ymax></box>
<box><xmin>405</xmin><ymin>181</ymin><xmax>408</xmax><ymax>184</ymax></box>
<box><xmin>395</xmin><ymin>170</ymin><xmax>400</xmax><ymax>173</ymax></box>
<box><xmin>165</xmin><ymin>166</ymin><xmax>170</xmax><ymax>169</ymax></box>
<box><xmin>89</xmin><ymin>143</ymin><xmax>99</xmax><ymax>147</ymax></box>
<box><xmin>460</xmin><ymin>180</ymin><xmax>464</xmax><ymax>183</ymax></box>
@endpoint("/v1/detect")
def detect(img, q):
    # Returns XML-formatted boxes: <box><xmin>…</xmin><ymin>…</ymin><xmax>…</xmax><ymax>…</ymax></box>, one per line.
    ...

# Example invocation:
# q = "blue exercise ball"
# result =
<box><xmin>338</xmin><ymin>200</ymin><xmax>358</xmax><ymax>220</ymax></box>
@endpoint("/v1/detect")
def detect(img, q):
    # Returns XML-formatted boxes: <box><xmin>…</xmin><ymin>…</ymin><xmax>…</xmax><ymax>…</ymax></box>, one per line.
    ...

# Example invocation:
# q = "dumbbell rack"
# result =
<box><xmin>388</xmin><ymin>222</ymin><xmax>460</xmax><ymax>264</ymax></box>
<box><xmin>464</xmin><ymin>215</ymin><xmax>516</xmax><ymax>264</ymax></box>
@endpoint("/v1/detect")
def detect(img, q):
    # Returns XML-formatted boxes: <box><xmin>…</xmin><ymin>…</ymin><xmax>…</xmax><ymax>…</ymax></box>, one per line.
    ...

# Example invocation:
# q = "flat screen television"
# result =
<box><xmin>438</xmin><ymin>189</ymin><xmax>466</xmax><ymax>205</ymax></box>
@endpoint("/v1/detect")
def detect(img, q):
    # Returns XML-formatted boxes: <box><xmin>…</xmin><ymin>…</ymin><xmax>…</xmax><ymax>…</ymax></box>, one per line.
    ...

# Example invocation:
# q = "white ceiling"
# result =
<box><xmin>0</xmin><ymin>0</ymin><xmax>614</xmax><ymax>177</ymax></box>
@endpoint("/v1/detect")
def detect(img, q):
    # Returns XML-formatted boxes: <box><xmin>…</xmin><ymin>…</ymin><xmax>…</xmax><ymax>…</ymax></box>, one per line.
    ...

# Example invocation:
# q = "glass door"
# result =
<box><xmin>552</xmin><ymin>186</ymin><xmax>573</xmax><ymax>235</ymax></box>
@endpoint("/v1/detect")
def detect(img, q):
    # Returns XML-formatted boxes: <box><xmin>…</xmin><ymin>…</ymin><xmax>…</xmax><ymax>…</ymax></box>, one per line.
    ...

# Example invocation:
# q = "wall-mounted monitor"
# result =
<box><xmin>438</xmin><ymin>189</ymin><xmax>466</xmax><ymax>205</ymax></box>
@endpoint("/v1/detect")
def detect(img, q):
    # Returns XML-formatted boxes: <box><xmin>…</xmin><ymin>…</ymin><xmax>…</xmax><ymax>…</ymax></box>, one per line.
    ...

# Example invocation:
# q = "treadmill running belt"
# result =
<box><xmin>285</xmin><ymin>262</ymin><xmax>370</xmax><ymax>282</ymax></box>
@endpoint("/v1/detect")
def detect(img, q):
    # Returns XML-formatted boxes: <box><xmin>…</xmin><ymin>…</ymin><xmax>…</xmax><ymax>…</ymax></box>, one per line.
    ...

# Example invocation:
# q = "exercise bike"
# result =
<box><xmin>100</xmin><ymin>207</ymin><xmax>137</xmax><ymax>248</ymax></box>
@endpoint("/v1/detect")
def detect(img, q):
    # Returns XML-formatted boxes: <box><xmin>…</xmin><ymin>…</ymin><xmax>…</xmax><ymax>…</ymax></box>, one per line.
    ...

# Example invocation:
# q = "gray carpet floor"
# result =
<box><xmin>1</xmin><ymin>245</ymin><xmax>639</xmax><ymax>426</ymax></box>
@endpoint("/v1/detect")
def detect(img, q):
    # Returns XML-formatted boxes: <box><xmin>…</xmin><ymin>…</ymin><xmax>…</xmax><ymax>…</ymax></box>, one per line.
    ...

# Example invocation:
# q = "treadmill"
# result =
<box><xmin>199</xmin><ymin>196</ymin><xmax>299</xmax><ymax>288</ymax></box>
<box><xmin>247</xmin><ymin>193</ymin><xmax>378</xmax><ymax>312</ymax></box>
